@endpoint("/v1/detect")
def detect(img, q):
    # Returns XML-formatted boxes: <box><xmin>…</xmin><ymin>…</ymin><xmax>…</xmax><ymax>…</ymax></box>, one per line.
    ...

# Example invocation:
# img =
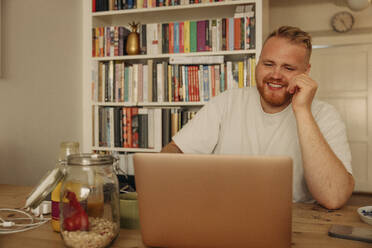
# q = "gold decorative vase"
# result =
<box><xmin>126</xmin><ymin>22</ymin><xmax>140</xmax><ymax>55</ymax></box>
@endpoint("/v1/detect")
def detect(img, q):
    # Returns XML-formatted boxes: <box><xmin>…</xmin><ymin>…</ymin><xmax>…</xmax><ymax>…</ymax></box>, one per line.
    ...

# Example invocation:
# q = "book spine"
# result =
<box><xmin>140</xmin><ymin>24</ymin><xmax>147</xmax><ymax>55</ymax></box>
<box><xmin>249</xmin><ymin>16</ymin><xmax>256</xmax><ymax>49</ymax></box>
<box><xmin>211</xmin><ymin>65</ymin><xmax>215</xmax><ymax>97</ymax></box>
<box><xmin>109</xmin><ymin>108</ymin><xmax>115</xmax><ymax>147</ymax></box>
<box><xmin>143</xmin><ymin>64</ymin><xmax>148</xmax><ymax>102</ymax></box>
<box><xmin>169</xmin><ymin>22</ymin><xmax>174</xmax><ymax>54</ymax></box>
<box><xmin>179</xmin><ymin>22</ymin><xmax>184</xmax><ymax>53</ymax></box>
<box><xmin>190</xmin><ymin>21</ymin><xmax>197</xmax><ymax>52</ymax></box>
<box><xmin>124</xmin><ymin>66</ymin><xmax>129</xmax><ymax>102</ymax></box>
<box><xmin>184</xmin><ymin>21</ymin><xmax>190</xmax><ymax>53</ymax></box>
<box><xmin>211</xmin><ymin>19</ymin><xmax>217</xmax><ymax>52</ymax></box>
<box><xmin>163</xmin><ymin>61</ymin><xmax>169</xmax><ymax>102</ymax></box>
<box><xmin>238</xmin><ymin>61</ymin><xmax>244</xmax><ymax>88</ymax></box>
<box><xmin>196</xmin><ymin>20</ymin><xmax>205</xmax><ymax>52</ymax></box>
<box><xmin>162</xmin><ymin>23</ymin><xmax>169</xmax><ymax>54</ymax></box>
<box><xmin>222</xmin><ymin>18</ymin><xmax>226</xmax><ymax>51</ymax></box>
<box><xmin>114</xmin><ymin>61</ymin><xmax>120</xmax><ymax>102</ymax></box>
<box><xmin>147</xmin><ymin>59</ymin><xmax>153</xmax><ymax>102</ymax></box>
<box><xmin>156</xmin><ymin>63</ymin><xmax>162</xmax><ymax>102</ymax></box>
<box><xmin>147</xmin><ymin>109</ymin><xmax>154</xmax><ymax>148</ymax></box>
<box><xmin>215</xmin><ymin>65</ymin><xmax>220</xmax><ymax>95</ymax></box>
<box><xmin>205</xmin><ymin>20</ymin><xmax>210</xmax><ymax>51</ymax></box>
<box><xmin>168</xmin><ymin>65</ymin><xmax>172</xmax><ymax>102</ymax></box>
<box><xmin>138</xmin><ymin>64</ymin><xmax>144</xmax><ymax>102</ymax></box>
<box><xmin>184</xmin><ymin>66</ymin><xmax>189</xmax><ymax>102</ymax></box>
<box><xmin>131</xmin><ymin>107</ymin><xmax>139</xmax><ymax>148</ymax></box>
<box><xmin>92</xmin><ymin>0</ymin><xmax>96</xmax><ymax>12</ymax></box>
<box><xmin>203</xmin><ymin>65</ymin><xmax>209</xmax><ymax>101</ymax></box>
<box><xmin>161</xmin><ymin>108</ymin><xmax>171</xmax><ymax>146</ymax></box>
<box><xmin>228</xmin><ymin>17</ymin><xmax>234</xmax><ymax>51</ymax></box>
<box><xmin>174</xmin><ymin>22</ymin><xmax>179</xmax><ymax>53</ymax></box>
<box><xmin>114</xmin><ymin>26</ymin><xmax>119</xmax><ymax>56</ymax></box>
<box><xmin>234</xmin><ymin>18</ymin><xmax>240</xmax><ymax>50</ymax></box>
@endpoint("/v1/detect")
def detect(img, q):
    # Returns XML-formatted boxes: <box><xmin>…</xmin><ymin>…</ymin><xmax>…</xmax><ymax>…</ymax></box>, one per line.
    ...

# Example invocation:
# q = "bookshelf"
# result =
<box><xmin>82</xmin><ymin>0</ymin><xmax>263</xmax><ymax>161</ymax></box>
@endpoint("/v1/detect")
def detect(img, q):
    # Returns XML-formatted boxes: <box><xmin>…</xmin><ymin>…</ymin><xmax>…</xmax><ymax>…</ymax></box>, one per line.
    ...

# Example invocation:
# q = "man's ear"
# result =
<box><xmin>305</xmin><ymin>63</ymin><xmax>311</xmax><ymax>75</ymax></box>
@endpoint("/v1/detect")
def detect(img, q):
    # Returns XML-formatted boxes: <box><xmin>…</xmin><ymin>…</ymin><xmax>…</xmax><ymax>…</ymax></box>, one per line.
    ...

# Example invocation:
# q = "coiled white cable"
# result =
<box><xmin>0</xmin><ymin>208</ymin><xmax>50</xmax><ymax>234</ymax></box>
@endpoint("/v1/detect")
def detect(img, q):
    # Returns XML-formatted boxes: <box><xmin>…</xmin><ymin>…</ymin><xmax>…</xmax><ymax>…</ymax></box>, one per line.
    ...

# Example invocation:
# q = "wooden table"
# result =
<box><xmin>0</xmin><ymin>184</ymin><xmax>372</xmax><ymax>248</ymax></box>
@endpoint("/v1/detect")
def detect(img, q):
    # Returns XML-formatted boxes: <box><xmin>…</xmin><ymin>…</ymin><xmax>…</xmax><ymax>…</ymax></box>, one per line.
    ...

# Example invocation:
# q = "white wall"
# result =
<box><xmin>0</xmin><ymin>0</ymin><xmax>83</xmax><ymax>185</ymax></box>
<box><xmin>268</xmin><ymin>0</ymin><xmax>372</xmax><ymax>42</ymax></box>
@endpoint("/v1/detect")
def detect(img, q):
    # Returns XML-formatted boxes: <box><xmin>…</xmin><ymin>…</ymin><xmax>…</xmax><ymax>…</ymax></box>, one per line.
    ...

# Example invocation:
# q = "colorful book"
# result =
<box><xmin>184</xmin><ymin>21</ymin><xmax>190</xmax><ymax>53</ymax></box>
<box><xmin>196</xmin><ymin>20</ymin><xmax>206</xmax><ymax>52</ymax></box>
<box><xmin>190</xmin><ymin>21</ymin><xmax>197</xmax><ymax>52</ymax></box>
<box><xmin>179</xmin><ymin>22</ymin><xmax>184</xmax><ymax>53</ymax></box>
<box><xmin>174</xmin><ymin>22</ymin><xmax>179</xmax><ymax>53</ymax></box>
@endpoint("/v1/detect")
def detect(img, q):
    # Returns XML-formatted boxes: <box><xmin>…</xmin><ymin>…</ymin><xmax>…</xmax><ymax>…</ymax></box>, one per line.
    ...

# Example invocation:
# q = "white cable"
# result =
<box><xmin>0</xmin><ymin>208</ymin><xmax>50</xmax><ymax>234</ymax></box>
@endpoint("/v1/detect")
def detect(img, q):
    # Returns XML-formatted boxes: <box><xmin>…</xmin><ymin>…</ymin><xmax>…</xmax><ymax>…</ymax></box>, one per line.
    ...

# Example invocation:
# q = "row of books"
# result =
<box><xmin>93</xmin><ymin>106</ymin><xmax>196</xmax><ymax>148</ymax></box>
<box><xmin>162</xmin><ymin>108</ymin><xmax>197</xmax><ymax>146</ymax></box>
<box><xmin>91</xmin><ymin>57</ymin><xmax>256</xmax><ymax>103</ymax></box>
<box><xmin>92</xmin><ymin>13</ymin><xmax>255</xmax><ymax>57</ymax></box>
<box><xmin>92</xmin><ymin>26</ymin><xmax>131</xmax><ymax>57</ymax></box>
<box><xmin>93</xmin><ymin>0</ymin><xmax>234</xmax><ymax>12</ymax></box>
<box><xmin>94</xmin><ymin>107</ymin><xmax>162</xmax><ymax>148</ymax></box>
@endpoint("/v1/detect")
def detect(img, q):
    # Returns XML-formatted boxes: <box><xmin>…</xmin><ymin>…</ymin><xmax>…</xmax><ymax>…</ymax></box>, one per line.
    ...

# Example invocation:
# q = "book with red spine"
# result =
<box><xmin>234</xmin><ymin>18</ymin><xmax>241</xmax><ymax>50</ymax></box>
<box><xmin>92</xmin><ymin>0</ymin><xmax>96</xmax><ymax>12</ymax></box>
<box><xmin>211</xmin><ymin>65</ymin><xmax>216</xmax><ymax>97</ymax></box>
<box><xmin>195</xmin><ymin>65</ymin><xmax>200</xmax><ymax>101</ymax></box>
<box><xmin>169</xmin><ymin>22</ymin><xmax>174</xmax><ymax>54</ymax></box>
<box><xmin>187</xmin><ymin>66</ymin><xmax>192</xmax><ymax>102</ymax></box>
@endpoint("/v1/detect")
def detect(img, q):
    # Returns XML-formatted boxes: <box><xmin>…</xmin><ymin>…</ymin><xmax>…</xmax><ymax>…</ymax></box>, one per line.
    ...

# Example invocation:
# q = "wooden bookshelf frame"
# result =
<box><xmin>82</xmin><ymin>0</ymin><xmax>263</xmax><ymax>153</ymax></box>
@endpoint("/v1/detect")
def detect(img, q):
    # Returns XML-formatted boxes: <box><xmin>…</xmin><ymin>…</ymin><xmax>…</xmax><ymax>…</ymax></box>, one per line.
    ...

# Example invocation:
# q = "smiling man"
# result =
<box><xmin>161</xmin><ymin>26</ymin><xmax>355</xmax><ymax>209</ymax></box>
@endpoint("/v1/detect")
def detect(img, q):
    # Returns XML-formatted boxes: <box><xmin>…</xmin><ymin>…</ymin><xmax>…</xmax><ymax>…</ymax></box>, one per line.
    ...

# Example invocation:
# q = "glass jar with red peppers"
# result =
<box><xmin>59</xmin><ymin>153</ymin><xmax>120</xmax><ymax>248</ymax></box>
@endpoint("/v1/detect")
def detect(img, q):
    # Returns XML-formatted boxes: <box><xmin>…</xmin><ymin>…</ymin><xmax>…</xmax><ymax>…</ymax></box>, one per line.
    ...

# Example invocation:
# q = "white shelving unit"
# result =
<box><xmin>82</xmin><ymin>0</ymin><xmax>263</xmax><ymax>154</ymax></box>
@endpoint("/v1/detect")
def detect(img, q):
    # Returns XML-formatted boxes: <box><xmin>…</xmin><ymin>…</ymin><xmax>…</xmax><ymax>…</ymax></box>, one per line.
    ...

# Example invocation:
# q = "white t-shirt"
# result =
<box><xmin>173</xmin><ymin>87</ymin><xmax>352</xmax><ymax>202</ymax></box>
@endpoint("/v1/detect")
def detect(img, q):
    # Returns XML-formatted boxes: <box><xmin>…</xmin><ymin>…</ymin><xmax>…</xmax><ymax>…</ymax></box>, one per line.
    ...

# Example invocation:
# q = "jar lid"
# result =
<box><xmin>67</xmin><ymin>153</ymin><xmax>115</xmax><ymax>166</ymax></box>
<box><xmin>24</xmin><ymin>167</ymin><xmax>65</xmax><ymax>209</ymax></box>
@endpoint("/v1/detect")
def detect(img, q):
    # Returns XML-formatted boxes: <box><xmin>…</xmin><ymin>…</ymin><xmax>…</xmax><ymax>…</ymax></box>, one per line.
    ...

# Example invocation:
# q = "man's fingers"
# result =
<box><xmin>288</xmin><ymin>74</ymin><xmax>316</xmax><ymax>94</ymax></box>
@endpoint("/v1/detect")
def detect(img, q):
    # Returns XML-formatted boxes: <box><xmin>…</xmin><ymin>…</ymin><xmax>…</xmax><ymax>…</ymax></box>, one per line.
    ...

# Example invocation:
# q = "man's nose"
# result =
<box><xmin>270</xmin><ymin>67</ymin><xmax>283</xmax><ymax>79</ymax></box>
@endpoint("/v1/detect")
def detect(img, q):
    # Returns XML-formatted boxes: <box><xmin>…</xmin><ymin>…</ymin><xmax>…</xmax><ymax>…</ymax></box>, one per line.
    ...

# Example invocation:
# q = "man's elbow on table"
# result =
<box><xmin>319</xmin><ymin>173</ymin><xmax>355</xmax><ymax>210</ymax></box>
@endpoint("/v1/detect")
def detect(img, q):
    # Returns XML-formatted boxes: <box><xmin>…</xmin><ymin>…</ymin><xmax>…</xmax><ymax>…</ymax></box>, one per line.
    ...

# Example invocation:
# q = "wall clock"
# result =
<box><xmin>331</xmin><ymin>11</ymin><xmax>355</xmax><ymax>33</ymax></box>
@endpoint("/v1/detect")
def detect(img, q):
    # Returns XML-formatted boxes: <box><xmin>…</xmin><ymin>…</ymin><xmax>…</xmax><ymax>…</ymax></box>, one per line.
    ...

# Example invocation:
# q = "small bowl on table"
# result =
<box><xmin>357</xmin><ymin>206</ymin><xmax>372</xmax><ymax>225</ymax></box>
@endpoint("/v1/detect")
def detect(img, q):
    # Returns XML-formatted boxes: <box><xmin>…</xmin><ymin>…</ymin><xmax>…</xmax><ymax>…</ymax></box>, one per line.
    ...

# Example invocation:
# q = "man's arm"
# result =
<box><xmin>161</xmin><ymin>140</ymin><xmax>183</xmax><ymax>153</ymax></box>
<box><xmin>289</xmin><ymin>74</ymin><xmax>355</xmax><ymax>209</ymax></box>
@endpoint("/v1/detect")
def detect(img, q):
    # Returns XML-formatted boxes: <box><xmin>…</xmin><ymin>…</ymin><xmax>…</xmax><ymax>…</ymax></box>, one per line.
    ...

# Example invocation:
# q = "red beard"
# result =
<box><xmin>257</xmin><ymin>77</ymin><xmax>292</xmax><ymax>107</ymax></box>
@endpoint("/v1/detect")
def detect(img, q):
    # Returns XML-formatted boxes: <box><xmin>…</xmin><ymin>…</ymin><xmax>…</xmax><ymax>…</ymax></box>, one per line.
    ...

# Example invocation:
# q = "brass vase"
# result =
<box><xmin>126</xmin><ymin>22</ymin><xmax>140</xmax><ymax>55</ymax></box>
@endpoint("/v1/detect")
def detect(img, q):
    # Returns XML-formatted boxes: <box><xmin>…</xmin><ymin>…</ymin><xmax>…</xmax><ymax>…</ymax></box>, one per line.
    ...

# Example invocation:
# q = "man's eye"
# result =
<box><xmin>285</xmin><ymin>67</ymin><xmax>295</xmax><ymax>71</ymax></box>
<box><xmin>264</xmin><ymin>63</ymin><xmax>273</xmax><ymax>67</ymax></box>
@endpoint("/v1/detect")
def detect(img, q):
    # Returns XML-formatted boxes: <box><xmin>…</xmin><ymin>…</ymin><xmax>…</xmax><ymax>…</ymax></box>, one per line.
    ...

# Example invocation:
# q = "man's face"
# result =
<box><xmin>256</xmin><ymin>37</ymin><xmax>310</xmax><ymax>113</ymax></box>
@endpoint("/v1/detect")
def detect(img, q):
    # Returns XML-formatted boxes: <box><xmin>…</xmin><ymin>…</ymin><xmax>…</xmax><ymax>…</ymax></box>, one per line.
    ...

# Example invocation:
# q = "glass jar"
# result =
<box><xmin>59</xmin><ymin>153</ymin><xmax>120</xmax><ymax>248</ymax></box>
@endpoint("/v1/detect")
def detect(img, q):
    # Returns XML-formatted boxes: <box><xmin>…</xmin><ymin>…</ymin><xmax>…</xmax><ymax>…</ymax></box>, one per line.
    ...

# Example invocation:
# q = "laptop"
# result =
<box><xmin>133</xmin><ymin>153</ymin><xmax>293</xmax><ymax>248</ymax></box>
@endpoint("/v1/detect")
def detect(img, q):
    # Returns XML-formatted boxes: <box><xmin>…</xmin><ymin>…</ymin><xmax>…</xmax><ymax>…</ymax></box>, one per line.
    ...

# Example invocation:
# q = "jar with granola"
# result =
<box><xmin>59</xmin><ymin>154</ymin><xmax>120</xmax><ymax>248</ymax></box>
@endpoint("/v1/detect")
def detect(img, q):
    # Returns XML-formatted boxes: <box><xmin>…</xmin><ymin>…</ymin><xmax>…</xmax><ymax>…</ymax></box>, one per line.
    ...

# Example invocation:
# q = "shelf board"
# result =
<box><xmin>92</xmin><ymin>101</ymin><xmax>206</xmax><ymax>106</ymax></box>
<box><xmin>92</xmin><ymin>102</ymin><xmax>137</xmax><ymax>106</ymax></box>
<box><xmin>92</xmin><ymin>0</ymin><xmax>256</xmax><ymax>17</ymax></box>
<box><xmin>93</xmin><ymin>146</ymin><xmax>161</xmax><ymax>152</ymax></box>
<box><xmin>92</xmin><ymin>49</ymin><xmax>256</xmax><ymax>61</ymax></box>
<box><xmin>138</xmin><ymin>102</ymin><xmax>205</xmax><ymax>106</ymax></box>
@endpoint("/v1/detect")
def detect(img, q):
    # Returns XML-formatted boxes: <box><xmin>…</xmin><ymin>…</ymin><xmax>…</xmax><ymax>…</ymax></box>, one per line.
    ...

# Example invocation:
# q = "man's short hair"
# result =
<box><xmin>265</xmin><ymin>26</ymin><xmax>312</xmax><ymax>61</ymax></box>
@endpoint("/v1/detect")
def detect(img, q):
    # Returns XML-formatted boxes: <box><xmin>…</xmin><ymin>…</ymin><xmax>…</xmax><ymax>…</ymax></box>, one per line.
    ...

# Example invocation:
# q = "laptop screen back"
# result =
<box><xmin>134</xmin><ymin>153</ymin><xmax>293</xmax><ymax>248</ymax></box>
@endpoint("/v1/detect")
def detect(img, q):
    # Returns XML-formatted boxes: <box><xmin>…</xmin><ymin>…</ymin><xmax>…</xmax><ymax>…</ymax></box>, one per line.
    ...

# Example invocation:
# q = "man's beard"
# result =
<box><xmin>257</xmin><ymin>78</ymin><xmax>292</xmax><ymax>107</ymax></box>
